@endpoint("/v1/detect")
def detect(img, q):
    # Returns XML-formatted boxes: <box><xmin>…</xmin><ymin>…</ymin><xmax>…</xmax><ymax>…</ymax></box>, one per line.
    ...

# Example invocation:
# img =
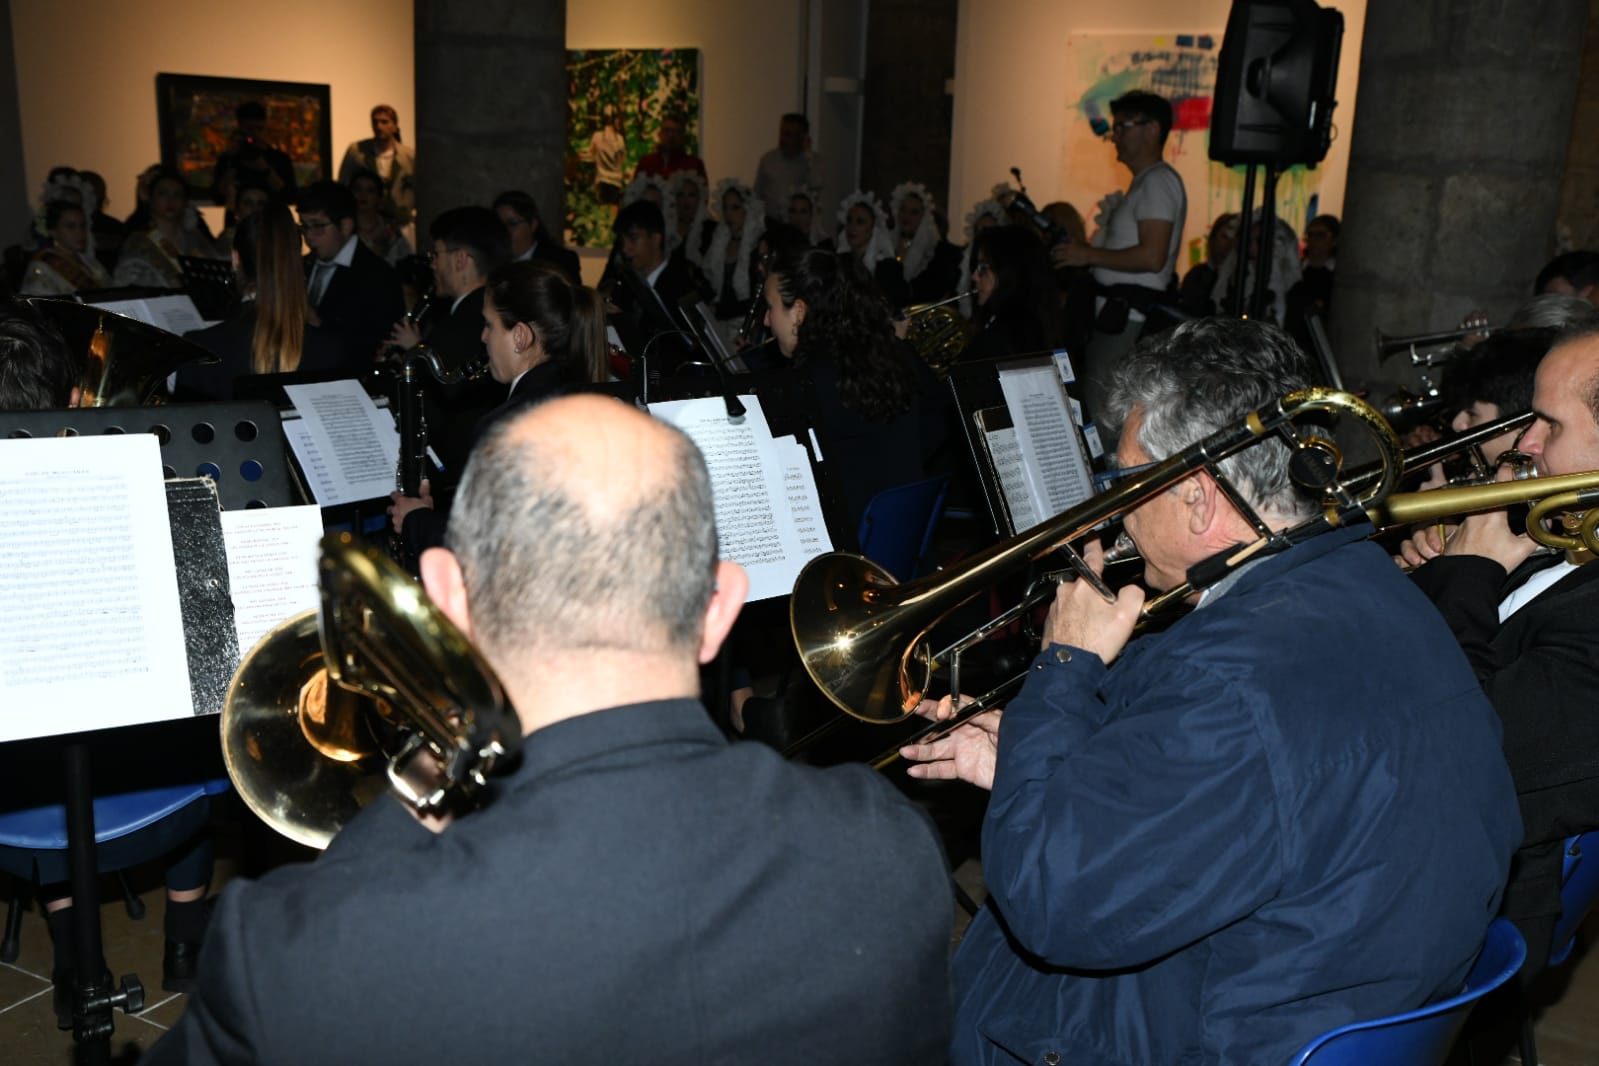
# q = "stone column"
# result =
<box><xmin>413</xmin><ymin>0</ymin><xmax>566</xmax><ymax>238</ymax></box>
<box><xmin>859</xmin><ymin>0</ymin><xmax>959</xmax><ymax>212</ymax></box>
<box><xmin>1557</xmin><ymin>0</ymin><xmax>1599</xmax><ymax>250</ymax></box>
<box><xmin>1329</xmin><ymin>0</ymin><xmax>1589</xmax><ymax>389</ymax></box>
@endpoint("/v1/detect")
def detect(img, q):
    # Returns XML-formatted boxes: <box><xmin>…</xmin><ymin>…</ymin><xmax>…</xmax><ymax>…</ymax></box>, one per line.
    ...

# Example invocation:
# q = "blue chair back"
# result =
<box><xmin>856</xmin><ymin>475</ymin><xmax>949</xmax><ymax>581</ymax></box>
<box><xmin>1550</xmin><ymin>830</ymin><xmax>1599</xmax><ymax>968</ymax></box>
<box><xmin>1286</xmin><ymin>918</ymin><xmax>1526</xmax><ymax>1066</ymax></box>
<box><xmin>0</xmin><ymin>781</ymin><xmax>225</xmax><ymax>851</ymax></box>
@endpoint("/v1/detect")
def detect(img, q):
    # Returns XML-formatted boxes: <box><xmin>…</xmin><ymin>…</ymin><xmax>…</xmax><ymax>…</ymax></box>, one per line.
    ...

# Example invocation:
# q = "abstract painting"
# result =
<box><xmin>155</xmin><ymin>74</ymin><xmax>332</xmax><ymax>201</ymax></box>
<box><xmin>564</xmin><ymin>48</ymin><xmax>702</xmax><ymax>248</ymax></box>
<box><xmin>1061</xmin><ymin>33</ymin><xmax>1330</xmax><ymax>268</ymax></box>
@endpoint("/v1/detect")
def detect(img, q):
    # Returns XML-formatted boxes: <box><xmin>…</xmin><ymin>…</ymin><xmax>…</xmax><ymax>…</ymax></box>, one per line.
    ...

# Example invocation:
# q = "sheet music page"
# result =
<box><xmin>650</xmin><ymin>395</ymin><xmax>824</xmax><ymax>602</ymax></box>
<box><xmin>998</xmin><ymin>362</ymin><xmax>1095</xmax><ymax>520</ymax></box>
<box><xmin>221</xmin><ymin>505</ymin><xmax>324</xmax><ymax>657</ymax></box>
<box><xmin>779</xmin><ymin>438</ymin><xmax>833</xmax><ymax>559</ymax></box>
<box><xmin>0</xmin><ymin>435</ymin><xmax>194</xmax><ymax>741</ymax></box>
<box><xmin>282</xmin><ymin>380</ymin><xmax>399</xmax><ymax>505</ymax></box>
<box><xmin>984</xmin><ymin>426</ymin><xmax>1041</xmax><ymax>533</ymax></box>
<box><xmin>142</xmin><ymin>294</ymin><xmax>208</xmax><ymax>337</ymax></box>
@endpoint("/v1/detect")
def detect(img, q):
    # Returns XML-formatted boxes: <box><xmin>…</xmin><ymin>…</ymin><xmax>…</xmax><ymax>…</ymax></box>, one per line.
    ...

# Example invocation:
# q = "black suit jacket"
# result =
<box><xmin>610</xmin><ymin>258</ymin><xmax>706</xmax><ymax>373</ymax></box>
<box><xmin>526</xmin><ymin>240</ymin><xmax>582</xmax><ymax>284</ymax></box>
<box><xmin>306</xmin><ymin>239</ymin><xmax>406</xmax><ymax>369</ymax></box>
<box><xmin>144</xmin><ymin>700</ymin><xmax>953</xmax><ymax>1065</ymax></box>
<box><xmin>1412</xmin><ymin>553</ymin><xmax>1599</xmax><ymax>968</ymax></box>
<box><xmin>175</xmin><ymin>308</ymin><xmax>349</xmax><ymax>400</ymax></box>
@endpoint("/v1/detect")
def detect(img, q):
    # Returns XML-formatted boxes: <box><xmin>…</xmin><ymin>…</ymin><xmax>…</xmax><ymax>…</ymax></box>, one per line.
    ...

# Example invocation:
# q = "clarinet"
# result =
<box><xmin>387</xmin><ymin>342</ymin><xmax>490</xmax><ymax>570</ymax></box>
<box><xmin>735</xmin><ymin>251</ymin><xmax>774</xmax><ymax>350</ymax></box>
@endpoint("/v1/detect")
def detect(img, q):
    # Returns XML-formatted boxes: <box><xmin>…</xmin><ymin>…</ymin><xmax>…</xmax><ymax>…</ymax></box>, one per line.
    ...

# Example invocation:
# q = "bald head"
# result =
<box><xmin>445</xmin><ymin>395</ymin><xmax>720</xmax><ymax>660</ymax></box>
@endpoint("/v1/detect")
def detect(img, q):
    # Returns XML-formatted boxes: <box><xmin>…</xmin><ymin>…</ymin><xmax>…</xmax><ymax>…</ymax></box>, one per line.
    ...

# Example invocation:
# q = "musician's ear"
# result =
<box><xmin>420</xmin><ymin>547</ymin><xmax>473</xmax><ymax>640</ymax></box>
<box><xmin>698</xmin><ymin>561</ymin><xmax>747</xmax><ymax>665</ymax></box>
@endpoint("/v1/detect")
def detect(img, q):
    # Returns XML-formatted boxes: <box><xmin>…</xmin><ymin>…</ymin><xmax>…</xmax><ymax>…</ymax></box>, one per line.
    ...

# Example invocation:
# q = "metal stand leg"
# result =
<box><xmin>62</xmin><ymin>742</ymin><xmax>143</xmax><ymax>1061</ymax></box>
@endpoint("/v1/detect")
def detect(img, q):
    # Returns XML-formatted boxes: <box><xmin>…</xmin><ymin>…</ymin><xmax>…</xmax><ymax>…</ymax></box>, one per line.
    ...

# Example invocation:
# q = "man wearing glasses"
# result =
<box><xmin>1052</xmin><ymin>91</ymin><xmax>1187</xmax><ymax>442</ymax></box>
<box><xmin>297</xmin><ymin>180</ymin><xmax>406</xmax><ymax>370</ymax></box>
<box><xmin>494</xmin><ymin>189</ymin><xmax>580</xmax><ymax>283</ymax></box>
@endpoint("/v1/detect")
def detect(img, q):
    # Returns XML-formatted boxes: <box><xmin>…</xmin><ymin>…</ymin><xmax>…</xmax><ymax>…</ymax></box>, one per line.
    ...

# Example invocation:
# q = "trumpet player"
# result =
<box><xmin>904</xmin><ymin>318</ymin><xmax>1520</xmax><ymax>1066</ymax></box>
<box><xmin>148</xmin><ymin>395</ymin><xmax>954</xmax><ymax>1065</ymax></box>
<box><xmin>1401</xmin><ymin>313</ymin><xmax>1599</xmax><ymax>977</ymax></box>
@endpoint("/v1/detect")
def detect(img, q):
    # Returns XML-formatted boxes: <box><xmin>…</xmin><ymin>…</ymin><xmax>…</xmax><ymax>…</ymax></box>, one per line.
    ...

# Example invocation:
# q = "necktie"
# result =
<box><xmin>309</xmin><ymin>260</ymin><xmax>336</xmax><ymax>305</ymax></box>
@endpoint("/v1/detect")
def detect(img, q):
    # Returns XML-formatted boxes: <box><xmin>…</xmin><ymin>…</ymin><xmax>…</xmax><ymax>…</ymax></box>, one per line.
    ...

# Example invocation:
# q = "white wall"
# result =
<box><xmin>566</xmin><ymin>0</ymin><xmax>808</xmax><ymax>188</ymax></box>
<box><xmin>11</xmin><ymin>0</ymin><xmax>413</xmax><ymax>222</ymax></box>
<box><xmin>950</xmin><ymin>0</ymin><xmax>1367</xmax><ymax>255</ymax></box>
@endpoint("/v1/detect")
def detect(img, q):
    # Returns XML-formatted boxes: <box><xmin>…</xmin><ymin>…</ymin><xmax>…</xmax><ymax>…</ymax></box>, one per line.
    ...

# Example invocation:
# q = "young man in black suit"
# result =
<box><xmin>298</xmin><ymin>180</ymin><xmax>405</xmax><ymax>370</ymax></box>
<box><xmin>145</xmin><ymin>395</ymin><xmax>954</xmax><ymax>1065</ymax></box>
<box><xmin>1403</xmin><ymin>311</ymin><xmax>1599</xmax><ymax>975</ymax></box>
<box><xmin>609</xmin><ymin>199</ymin><xmax>708</xmax><ymax>374</ymax></box>
<box><xmin>493</xmin><ymin>189</ymin><xmax>580</xmax><ymax>284</ymax></box>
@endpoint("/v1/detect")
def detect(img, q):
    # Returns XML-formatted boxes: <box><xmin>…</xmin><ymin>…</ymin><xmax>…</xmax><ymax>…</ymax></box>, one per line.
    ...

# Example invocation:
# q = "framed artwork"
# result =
<box><xmin>564</xmin><ymin>48</ymin><xmax>702</xmax><ymax>248</ymax></box>
<box><xmin>155</xmin><ymin>73</ymin><xmax>333</xmax><ymax>201</ymax></box>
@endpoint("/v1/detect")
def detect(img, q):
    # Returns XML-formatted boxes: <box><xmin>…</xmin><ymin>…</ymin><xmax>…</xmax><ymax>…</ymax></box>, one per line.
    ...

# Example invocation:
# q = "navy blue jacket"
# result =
<box><xmin>952</xmin><ymin>525</ymin><xmax>1521</xmax><ymax>1066</ymax></box>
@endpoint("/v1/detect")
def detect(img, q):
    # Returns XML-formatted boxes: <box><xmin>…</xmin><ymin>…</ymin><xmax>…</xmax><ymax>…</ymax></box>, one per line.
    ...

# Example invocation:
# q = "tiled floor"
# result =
<box><xmin>3</xmin><ymin>845</ymin><xmax>1596</xmax><ymax>1063</ymax></box>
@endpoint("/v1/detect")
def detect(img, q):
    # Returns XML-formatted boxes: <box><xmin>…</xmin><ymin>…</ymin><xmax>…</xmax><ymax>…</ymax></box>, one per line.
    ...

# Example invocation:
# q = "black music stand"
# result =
<box><xmin>0</xmin><ymin>412</ymin><xmax>296</xmax><ymax>1059</ymax></box>
<box><xmin>178</xmin><ymin>255</ymin><xmax>238</xmax><ymax>322</ymax></box>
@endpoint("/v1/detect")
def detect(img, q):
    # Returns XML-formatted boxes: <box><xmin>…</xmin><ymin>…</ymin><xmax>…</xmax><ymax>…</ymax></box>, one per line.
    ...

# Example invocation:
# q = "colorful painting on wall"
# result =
<box><xmin>564</xmin><ymin>48</ymin><xmax>702</xmax><ymax>248</ymax></box>
<box><xmin>1060</xmin><ymin>33</ymin><xmax>1328</xmax><ymax>268</ymax></box>
<box><xmin>155</xmin><ymin>74</ymin><xmax>332</xmax><ymax>202</ymax></box>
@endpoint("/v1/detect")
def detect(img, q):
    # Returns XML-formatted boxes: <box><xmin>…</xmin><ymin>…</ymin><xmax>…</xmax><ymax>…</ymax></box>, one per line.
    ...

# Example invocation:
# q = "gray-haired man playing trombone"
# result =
<box><xmin>906</xmin><ymin>317</ymin><xmax>1520</xmax><ymax>1066</ymax></box>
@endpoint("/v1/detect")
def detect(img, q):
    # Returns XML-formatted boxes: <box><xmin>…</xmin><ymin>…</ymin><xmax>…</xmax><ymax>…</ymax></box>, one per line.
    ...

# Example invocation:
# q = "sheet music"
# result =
<box><xmin>651</xmin><ymin>395</ymin><xmax>831</xmax><ymax>602</ymax></box>
<box><xmin>779</xmin><ymin>438</ymin><xmax>833</xmax><ymax>559</ymax></box>
<box><xmin>221</xmin><ymin>505</ymin><xmax>324</xmax><ymax>656</ymax></box>
<box><xmin>998</xmin><ymin>362</ymin><xmax>1095</xmax><ymax>520</ymax></box>
<box><xmin>91</xmin><ymin>294</ymin><xmax>207</xmax><ymax>337</ymax></box>
<box><xmin>282</xmin><ymin>380</ymin><xmax>400</xmax><ymax>505</ymax></box>
<box><xmin>984</xmin><ymin>427</ymin><xmax>1041</xmax><ymax>533</ymax></box>
<box><xmin>0</xmin><ymin>435</ymin><xmax>193</xmax><ymax>741</ymax></box>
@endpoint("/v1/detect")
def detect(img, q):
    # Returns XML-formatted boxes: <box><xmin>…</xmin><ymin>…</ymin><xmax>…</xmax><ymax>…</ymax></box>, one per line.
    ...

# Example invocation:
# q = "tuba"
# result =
<box><xmin>221</xmin><ymin>533</ymin><xmax>521</xmax><ymax>849</ymax></box>
<box><xmin>791</xmin><ymin>387</ymin><xmax>1403</xmax><ymax>727</ymax></box>
<box><xmin>27</xmin><ymin>297</ymin><xmax>220</xmax><ymax>406</ymax></box>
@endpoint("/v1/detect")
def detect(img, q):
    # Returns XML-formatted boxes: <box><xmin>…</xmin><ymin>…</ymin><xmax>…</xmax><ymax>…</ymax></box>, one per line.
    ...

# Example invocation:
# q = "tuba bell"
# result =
<box><xmin>27</xmin><ymin>297</ymin><xmax>220</xmax><ymax>406</ymax></box>
<box><xmin>221</xmin><ymin>533</ymin><xmax>521</xmax><ymax>849</ymax></box>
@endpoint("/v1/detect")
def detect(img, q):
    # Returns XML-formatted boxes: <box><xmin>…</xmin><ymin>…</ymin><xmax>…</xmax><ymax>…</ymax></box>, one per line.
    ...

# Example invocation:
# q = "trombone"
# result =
<box><xmin>790</xmin><ymin>387</ymin><xmax>1403</xmax><ymax>751</ymax></box>
<box><xmin>1371</xmin><ymin>470</ymin><xmax>1599</xmax><ymax>558</ymax></box>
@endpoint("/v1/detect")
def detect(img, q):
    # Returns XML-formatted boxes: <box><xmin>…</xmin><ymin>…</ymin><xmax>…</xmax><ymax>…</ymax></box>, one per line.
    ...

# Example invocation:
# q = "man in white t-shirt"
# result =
<box><xmin>1054</xmin><ymin>90</ymin><xmax>1186</xmax><ymax>440</ymax></box>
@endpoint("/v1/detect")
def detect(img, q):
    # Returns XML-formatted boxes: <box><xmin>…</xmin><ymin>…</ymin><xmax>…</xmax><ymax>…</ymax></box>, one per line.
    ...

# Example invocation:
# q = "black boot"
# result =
<box><xmin>45</xmin><ymin>905</ymin><xmax>74</xmax><ymax>1030</ymax></box>
<box><xmin>162</xmin><ymin>896</ymin><xmax>210</xmax><ymax>993</ymax></box>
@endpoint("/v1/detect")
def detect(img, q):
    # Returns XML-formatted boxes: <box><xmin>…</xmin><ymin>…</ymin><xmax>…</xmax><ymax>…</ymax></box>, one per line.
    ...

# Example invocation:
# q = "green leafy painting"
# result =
<box><xmin>565</xmin><ymin>48</ymin><xmax>701</xmax><ymax>248</ymax></box>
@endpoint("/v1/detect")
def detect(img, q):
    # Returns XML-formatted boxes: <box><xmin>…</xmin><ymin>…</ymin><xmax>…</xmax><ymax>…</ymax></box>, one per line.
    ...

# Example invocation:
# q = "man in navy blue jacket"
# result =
<box><xmin>906</xmin><ymin>318</ymin><xmax>1521</xmax><ymax>1065</ymax></box>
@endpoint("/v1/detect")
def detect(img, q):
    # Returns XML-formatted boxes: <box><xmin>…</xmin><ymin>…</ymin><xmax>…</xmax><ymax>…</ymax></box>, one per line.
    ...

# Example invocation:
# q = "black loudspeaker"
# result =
<box><xmin>1209</xmin><ymin>0</ymin><xmax>1344</xmax><ymax>166</ymax></box>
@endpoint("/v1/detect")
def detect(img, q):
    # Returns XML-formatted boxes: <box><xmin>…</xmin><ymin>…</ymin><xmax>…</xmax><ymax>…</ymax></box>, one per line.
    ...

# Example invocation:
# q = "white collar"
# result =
<box><xmin>515</xmin><ymin>244</ymin><xmax>536</xmax><ymax>262</ymax></box>
<box><xmin>645</xmin><ymin>259</ymin><xmax>668</xmax><ymax>288</ymax></box>
<box><xmin>507</xmin><ymin>367</ymin><xmax>530</xmax><ymax>398</ymax></box>
<box><xmin>450</xmin><ymin>290</ymin><xmax>472</xmax><ymax>315</ymax></box>
<box><xmin>318</xmin><ymin>234</ymin><xmax>359</xmax><ymax>268</ymax></box>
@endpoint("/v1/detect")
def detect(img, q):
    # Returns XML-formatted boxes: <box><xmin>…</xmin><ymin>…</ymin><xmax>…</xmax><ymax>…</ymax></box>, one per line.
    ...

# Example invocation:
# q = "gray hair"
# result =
<box><xmin>1508</xmin><ymin>293</ymin><xmax>1597</xmax><ymax>332</ymax></box>
<box><xmin>1106</xmin><ymin>317</ymin><xmax>1317</xmax><ymax>519</ymax></box>
<box><xmin>445</xmin><ymin>403</ymin><xmax>720</xmax><ymax>656</ymax></box>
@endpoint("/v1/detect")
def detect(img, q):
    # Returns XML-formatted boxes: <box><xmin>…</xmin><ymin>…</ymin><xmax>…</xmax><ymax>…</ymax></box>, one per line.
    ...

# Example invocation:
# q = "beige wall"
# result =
<box><xmin>11</xmin><ymin>0</ymin><xmax>413</xmax><ymax>220</ymax></box>
<box><xmin>950</xmin><ymin>0</ymin><xmax>1367</xmax><ymax>257</ymax></box>
<box><xmin>566</xmin><ymin>0</ymin><xmax>807</xmax><ymax>188</ymax></box>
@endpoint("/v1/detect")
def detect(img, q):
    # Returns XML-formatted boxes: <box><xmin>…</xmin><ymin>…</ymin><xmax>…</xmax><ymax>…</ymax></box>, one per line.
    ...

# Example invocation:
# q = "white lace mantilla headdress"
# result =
<box><xmin>889</xmin><ymin>181</ymin><xmax>939</xmax><ymax>281</ymax></box>
<box><xmin>835</xmin><ymin>190</ymin><xmax>896</xmax><ymax>273</ymax></box>
<box><xmin>34</xmin><ymin>171</ymin><xmax>97</xmax><ymax>251</ymax></box>
<box><xmin>667</xmin><ymin>170</ymin><xmax>711</xmax><ymax>263</ymax></box>
<box><xmin>959</xmin><ymin>197</ymin><xmax>1009</xmax><ymax>319</ymax></box>
<box><xmin>1209</xmin><ymin>211</ymin><xmax>1304</xmax><ymax>324</ymax></box>
<box><xmin>705</xmin><ymin>178</ymin><xmax>765</xmax><ymax>301</ymax></box>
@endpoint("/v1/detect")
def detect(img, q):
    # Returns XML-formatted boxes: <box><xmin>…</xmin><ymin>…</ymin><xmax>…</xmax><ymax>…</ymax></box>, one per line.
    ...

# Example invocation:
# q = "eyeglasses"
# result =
<box><xmin>973</xmin><ymin>262</ymin><xmax>993</xmax><ymax>276</ymax></box>
<box><xmin>299</xmin><ymin>219</ymin><xmax>335</xmax><ymax>234</ymax></box>
<box><xmin>1105</xmin><ymin>118</ymin><xmax>1153</xmax><ymax>139</ymax></box>
<box><xmin>1092</xmin><ymin>459</ymin><xmax>1164</xmax><ymax>492</ymax></box>
<box><xmin>502</xmin><ymin>217</ymin><xmax>529</xmax><ymax>228</ymax></box>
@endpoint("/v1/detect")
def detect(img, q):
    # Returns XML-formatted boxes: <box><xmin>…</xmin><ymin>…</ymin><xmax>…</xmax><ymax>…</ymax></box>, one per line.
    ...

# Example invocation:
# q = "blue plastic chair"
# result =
<box><xmin>856</xmin><ymin>475</ymin><xmax>950</xmax><ymax>582</ymax></box>
<box><xmin>0</xmin><ymin>778</ymin><xmax>230</xmax><ymax>962</ymax></box>
<box><xmin>1548</xmin><ymin>830</ymin><xmax>1599</xmax><ymax>968</ymax></box>
<box><xmin>1286</xmin><ymin>917</ymin><xmax>1526</xmax><ymax>1066</ymax></box>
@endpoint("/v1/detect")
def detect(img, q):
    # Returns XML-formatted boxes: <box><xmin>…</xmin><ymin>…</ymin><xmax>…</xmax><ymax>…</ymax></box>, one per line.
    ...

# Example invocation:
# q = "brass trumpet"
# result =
<box><xmin>1375</xmin><ymin>321</ymin><xmax>1496</xmax><ymax>363</ymax></box>
<box><xmin>1371</xmin><ymin>469</ymin><xmax>1599</xmax><ymax>557</ymax></box>
<box><xmin>221</xmin><ymin>533</ymin><xmax>521</xmax><ymax>848</ymax></box>
<box><xmin>790</xmin><ymin>387</ymin><xmax>1403</xmax><ymax>729</ymax></box>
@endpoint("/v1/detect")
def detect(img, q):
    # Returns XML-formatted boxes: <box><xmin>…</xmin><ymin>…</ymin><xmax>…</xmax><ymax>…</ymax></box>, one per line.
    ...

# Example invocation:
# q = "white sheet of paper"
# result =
<box><xmin>651</xmin><ymin>395</ymin><xmax>827</xmax><ymax>602</ymax></box>
<box><xmin>779</xmin><ymin>438</ymin><xmax>833</xmax><ymax>560</ymax></box>
<box><xmin>998</xmin><ymin>362</ymin><xmax>1095</xmax><ymax>520</ymax></box>
<box><xmin>985</xmin><ymin>426</ymin><xmax>1041</xmax><ymax>534</ymax></box>
<box><xmin>282</xmin><ymin>380</ymin><xmax>400</xmax><ymax>505</ymax></box>
<box><xmin>90</xmin><ymin>294</ymin><xmax>207</xmax><ymax>337</ymax></box>
<box><xmin>0</xmin><ymin>435</ymin><xmax>194</xmax><ymax>741</ymax></box>
<box><xmin>221</xmin><ymin>506</ymin><xmax>324</xmax><ymax>657</ymax></box>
